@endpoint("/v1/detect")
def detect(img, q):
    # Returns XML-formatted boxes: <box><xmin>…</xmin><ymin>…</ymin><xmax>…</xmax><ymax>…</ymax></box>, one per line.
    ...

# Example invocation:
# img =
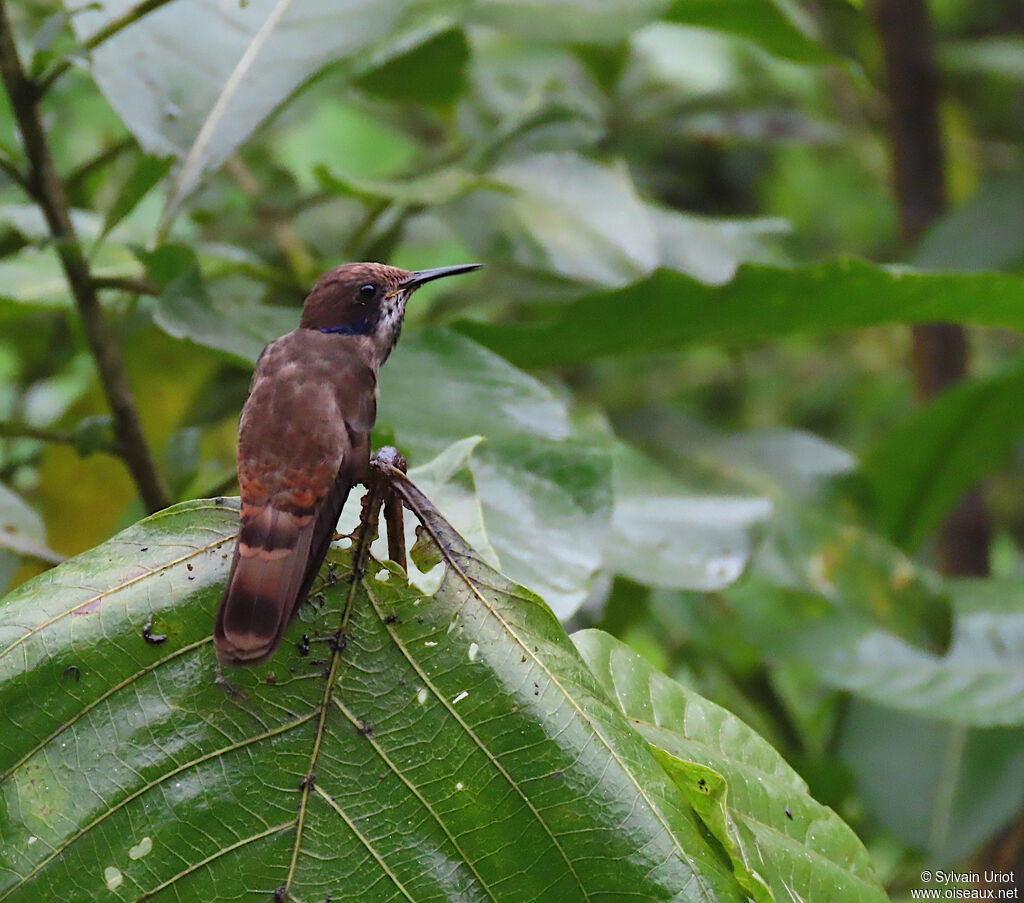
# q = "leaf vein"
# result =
<box><xmin>363</xmin><ymin>578</ymin><xmax>590</xmax><ymax>900</ymax></box>
<box><xmin>0</xmin><ymin>712</ymin><xmax>313</xmax><ymax>900</ymax></box>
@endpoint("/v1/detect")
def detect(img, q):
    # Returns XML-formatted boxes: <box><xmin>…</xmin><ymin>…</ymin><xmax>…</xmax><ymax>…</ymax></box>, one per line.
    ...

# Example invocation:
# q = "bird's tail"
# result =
<box><xmin>214</xmin><ymin>504</ymin><xmax>315</xmax><ymax>666</ymax></box>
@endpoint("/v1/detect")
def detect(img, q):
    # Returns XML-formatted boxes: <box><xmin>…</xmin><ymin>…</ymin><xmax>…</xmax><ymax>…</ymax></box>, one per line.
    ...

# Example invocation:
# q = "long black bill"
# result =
<box><xmin>404</xmin><ymin>263</ymin><xmax>481</xmax><ymax>289</ymax></box>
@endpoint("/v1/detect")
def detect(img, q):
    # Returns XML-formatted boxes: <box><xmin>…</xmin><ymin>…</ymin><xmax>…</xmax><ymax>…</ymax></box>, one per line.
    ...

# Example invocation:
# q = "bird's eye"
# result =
<box><xmin>359</xmin><ymin>283</ymin><xmax>377</xmax><ymax>300</ymax></box>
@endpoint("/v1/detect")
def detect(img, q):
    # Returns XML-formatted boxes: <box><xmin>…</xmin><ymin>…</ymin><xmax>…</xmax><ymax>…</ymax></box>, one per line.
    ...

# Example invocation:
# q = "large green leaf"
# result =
<box><xmin>0</xmin><ymin>493</ymin><xmax>747</xmax><ymax>901</ymax></box>
<box><xmin>0</xmin><ymin>483</ymin><xmax>60</xmax><ymax>567</ymax></box>
<box><xmin>456</xmin><ymin>261</ymin><xmax>1024</xmax><ymax>367</ymax></box>
<box><xmin>489</xmin><ymin>152</ymin><xmax>659</xmax><ymax>287</ymax></box>
<box><xmin>839</xmin><ymin>700</ymin><xmax>1024</xmax><ymax>866</ymax></box>
<box><xmin>139</xmin><ymin>245</ymin><xmax>296</xmax><ymax>366</ymax></box>
<box><xmin>724</xmin><ymin>572</ymin><xmax>1024</xmax><ymax>727</ymax></box>
<box><xmin>318</xmin><ymin>152</ymin><xmax>781</xmax><ymax>289</ymax></box>
<box><xmin>606</xmin><ymin>442</ymin><xmax>771</xmax><ymax>591</ymax></box>
<box><xmin>68</xmin><ymin>0</ymin><xmax>466</xmax><ymax>229</ymax></box>
<box><xmin>95</xmin><ymin>155</ymin><xmax>174</xmax><ymax>251</ymax></box>
<box><xmin>862</xmin><ymin>357</ymin><xmax>1024</xmax><ymax>551</ymax></box>
<box><xmin>940</xmin><ymin>36</ymin><xmax>1024</xmax><ymax>81</ymax></box>
<box><xmin>572</xmin><ymin>630</ymin><xmax>889</xmax><ymax>903</ymax></box>
<box><xmin>468</xmin><ymin>0</ymin><xmax>670</xmax><ymax>43</ymax></box>
<box><xmin>70</xmin><ymin>0</ymin><xmax>715</xmax><ymax>228</ymax></box>
<box><xmin>615</xmin><ymin>412</ymin><xmax>1024</xmax><ymax>726</ymax></box>
<box><xmin>380</xmin><ymin>331</ymin><xmax>613</xmax><ymax>619</ymax></box>
<box><xmin>911</xmin><ymin>174</ymin><xmax>1024</xmax><ymax>272</ymax></box>
<box><xmin>0</xmin><ymin>483</ymin><xmax>61</xmax><ymax>594</ymax></box>
<box><xmin>467</xmin><ymin>0</ymin><xmax>830</xmax><ymax>61</ymax></box>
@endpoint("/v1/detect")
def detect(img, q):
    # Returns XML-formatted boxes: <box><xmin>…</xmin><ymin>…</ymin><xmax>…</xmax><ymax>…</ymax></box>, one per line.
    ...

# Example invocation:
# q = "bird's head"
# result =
<box><xmin>300</xmin><ymin>261</ymin><xmax>480</xmax><ymax>365</ymax></box>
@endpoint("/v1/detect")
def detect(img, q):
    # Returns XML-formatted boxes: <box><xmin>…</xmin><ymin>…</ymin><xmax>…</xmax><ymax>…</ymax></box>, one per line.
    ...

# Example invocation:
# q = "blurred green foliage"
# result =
<box><xmin>3</xmin><ymin>0</ymin><xmax>1024</xmax><ymax>898</ymax></box>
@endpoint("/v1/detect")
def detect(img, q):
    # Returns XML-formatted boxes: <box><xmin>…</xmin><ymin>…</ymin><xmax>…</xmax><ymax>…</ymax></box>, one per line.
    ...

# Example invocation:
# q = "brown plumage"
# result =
<box><xmin>215</xmin><ymin>261</ymin><xmax>480</xmax><ymax>666</ymax></box>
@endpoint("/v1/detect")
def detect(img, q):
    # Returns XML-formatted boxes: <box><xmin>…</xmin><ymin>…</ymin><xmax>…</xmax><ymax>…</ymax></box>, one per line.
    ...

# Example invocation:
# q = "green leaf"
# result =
<box><xmin>469</xmin><ymin>437</ymin><xmax>611</xmax><ymax>619</ymax></box>
<box><xmin>0</xmin><ymin>246</ymin><xmax>83</xmax><ymax>311</ymax></box>
<box><xmin>621</xmin><ymin>414</ymin><xmax>1024</xmax><ymax>725</ymax></box>
<box><xmin>725</xmin><ymin>573</ymin><xmax>1024</xmax><ymax>726</ymax></box>
<box><xmin>0</xmin><ymin>483</ymin><xmax>62</xmax><ymax>566</ymax></box>
<box><xmin>607</xmin><ymin>442</ymin><xmax>771</xmax><ymax>591</ymax></box>
<box><xmin>408</xmin><ymin>436</ymin><xmax>498</xmax><ymax>568</ymax></box>
<box><xmin>379</xmin><ymin>330</ymin><xmax>613</xmax><ymax>619</ymax></box>
<box><xmin>138</xmin><ymin>245</ymin><xmax>295</xmax><ymax>365</ymax></box>
<box><xmin>95</xmin><ymin>155</ymin><xmax>173</xmax><ymax>250</ymax></box>
<box><xmin>0</xmin><ymin>495</ymin><xmax>746</xmax><ymax>902</ymax></box>
<box><xmin>354</xmin><ymin>29</ymin><xmax>470</xmax><ymax>105</ymax></box>
<box><xmin>940</xmin><ymin>36</ymin><xmax>1024</xmax><ymax>81</ymax></box>
<box><xmin>650</xmin><ymin>756</ymin><xmax>772</xmax><ymax>903</ymax></box>
<box><xmin>755</xmin><ymin>504</ymin><xmax>952</xmax><ymax>652</ymax></box>
<box><xmin>337</xmin><ymin>437</ymin><xmax>500</xmax><ymax>589</ymax></box>
<box><xmin>489</xmin><ymin>152</ymin><xmax>660</xmax><ymax>287</ymax></box>
<box><xmin>665</xmin><ymin>0</ymin><xmax>832</xmax><ymax>64</ymax></box>
<box><xmin>862</xmin><ymin>357</ymin><xmax>1024</xmax><ymax>551</ymax></box>
<box><xmin>573</xmin><ymin>629</ymin><xmax>889</xmax><ymax>903</ymax></box>
<box><xmin>651</xmin><ymin>206</ymin><xmax>787</xmax><ymax>286</ymax></box>
<box><xmin>468</xmin><ymin>0</ymin><xmax>671</xmax><ymax>44</ymax></box>
<box><xmin>73</xmin><ymin>415</ymin><xmax>116</xmax><ymax>457</ymax></box>
<box><xmin>0</xmin><ymin>204</ymin><xmax>108</xmax><ymax>243</ymax></box>
<box><xmin>839</xmin><ymin>700</ymin><xmax>1024</xmax><ymax>864</ymax></box>
<box><xmin>461</xmin><ymin>32</ymin><xmax>606</xmax><ymax>154</ymax></box>
<box><xmin>342</xmin><ymin>153</ymin><xmax>780</xmax><ymax>290</ymax></box>
<box><xmin>0</xmin><ymin>207</ymin><xmax>139</xmax><ymax>311</ymax></box>
<box><xmin>68</xmin><ymin>1</ymin><xmax>464</xmax><ymax>229</ymax></box>
<box><xmin>911</xmin><ymin>173</ymin><xmax>1024</xmax><ymax>272</ymax></box>
<box><xmin>456</xmin><ymin>260</ymin><xmax>1024</xmax><ymax>367</ymax></box>
<box><xmin>274</xmin><ymin>102</ymin><xmax>420</xmax><ymax>193</ymax></box>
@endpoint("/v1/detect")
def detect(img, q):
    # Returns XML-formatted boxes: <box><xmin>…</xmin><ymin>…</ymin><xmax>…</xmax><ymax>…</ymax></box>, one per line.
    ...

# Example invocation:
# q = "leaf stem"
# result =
<box><xmin>0</xmin><ymin>1</ymin><xmax>169</xmax><ymax>512</ymax></box>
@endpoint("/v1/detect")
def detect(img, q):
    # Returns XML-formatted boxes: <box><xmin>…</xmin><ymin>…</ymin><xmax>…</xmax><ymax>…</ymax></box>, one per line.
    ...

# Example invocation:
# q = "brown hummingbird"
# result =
<box><xmin>214</xmin><ymin>261</ymin><xmax>480</xmax><ymax>666</ymax></box>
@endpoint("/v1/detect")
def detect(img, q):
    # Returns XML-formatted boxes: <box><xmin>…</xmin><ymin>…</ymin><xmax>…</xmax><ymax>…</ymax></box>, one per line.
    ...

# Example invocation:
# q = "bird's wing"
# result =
<box><xmin>295</xmin><ymin>348</ymin><xmax>377</xmax><ymax>605</ymax></box>
<box><xmin>214</xmin><ymin>334</ymin><xmax>375</xmax><ymax>666</ymax></box>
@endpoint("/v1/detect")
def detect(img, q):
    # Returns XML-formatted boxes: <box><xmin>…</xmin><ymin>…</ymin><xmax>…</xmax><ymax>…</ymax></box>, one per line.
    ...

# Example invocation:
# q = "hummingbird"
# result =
<box><xmin>214</xmin><ymin>261</ymin><xmax>480</xmax><ymax>666</ymax></box>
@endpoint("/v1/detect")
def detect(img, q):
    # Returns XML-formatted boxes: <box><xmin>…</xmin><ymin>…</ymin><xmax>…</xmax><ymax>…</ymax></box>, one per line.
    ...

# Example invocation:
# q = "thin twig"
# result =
<box><xmin>0</xmin><ymin>419</ymin><xmax>113</xmax><ymax>452</ymax></box>
<box><xmin>92</xmin><ymin>275</ymin><xmax>160</xmax><ymax>296</ymax></box>
<box><xmin>36</xmin><ymin>0</ymin><xmax>178</xmax><ymax>94</ymax></box>
<box><xmin>64</xmin><ymin>136</ymin><xmax>135</xmax><ymax>198</ymax></box>
<box><xmin>0</xmin><ymin>149</ymin><xmax>30</xmax><ymax>196</ymax></box>
<box><xmin>0</xmin><ymin>1</ymin><xmax>169</xmax><ymax>512</ymax></box>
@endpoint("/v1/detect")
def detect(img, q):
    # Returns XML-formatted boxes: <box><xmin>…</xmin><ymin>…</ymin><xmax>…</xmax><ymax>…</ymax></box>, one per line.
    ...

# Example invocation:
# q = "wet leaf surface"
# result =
<box><xmin>0</xmin><ymin>494</ymin><xmax>742</xmax><ymax>902</ymax></box>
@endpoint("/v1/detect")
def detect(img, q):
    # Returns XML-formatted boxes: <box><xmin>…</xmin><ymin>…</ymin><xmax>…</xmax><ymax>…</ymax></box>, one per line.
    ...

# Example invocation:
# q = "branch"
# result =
<box><xmin>36</xmin><ymin>0</ymin><xmax>178</xmax><ymax>94</ymax></box>
<box><xmin>874</xmin><ymin>0</ymin><xmax>989</xmax><ymax>575</ymax></box>
<box><xmin>1</xmin><ymin>420</ymin><xmax>84</xmax><ymax>447</ymax></box>
<box><xmin>0</xmin><ymin>2</ymin><xmax>169</xmax><ymax>513</ymax></box>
